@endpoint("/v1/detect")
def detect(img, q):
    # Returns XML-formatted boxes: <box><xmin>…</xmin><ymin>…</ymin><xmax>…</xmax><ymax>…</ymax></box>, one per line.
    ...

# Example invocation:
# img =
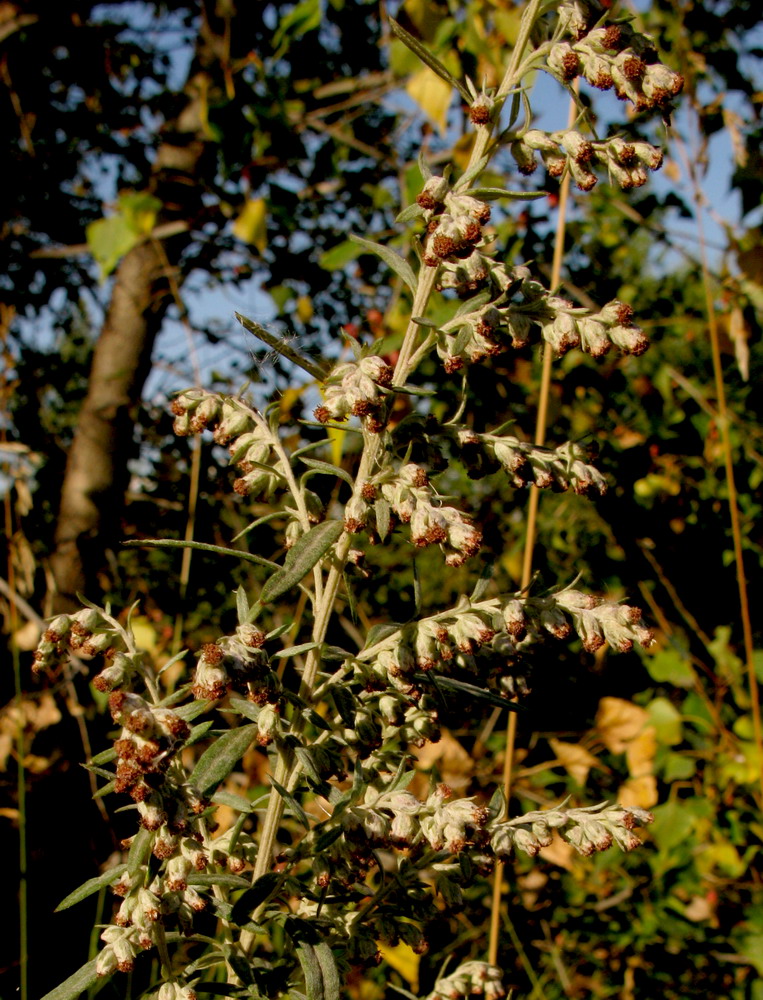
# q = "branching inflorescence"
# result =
<box><xmin>35</xmin><ymin>2</ymin><xmax>680</xmax><ymax>998</ymax></box>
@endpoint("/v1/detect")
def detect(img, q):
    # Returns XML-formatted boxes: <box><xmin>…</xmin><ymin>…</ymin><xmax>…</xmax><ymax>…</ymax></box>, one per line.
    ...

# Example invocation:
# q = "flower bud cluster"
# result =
<box><xmin>320</xmin><ymin>781</ymin><xmax>489</xmax><ymax>882</ymax></box>
<box><xmin>414</xmin><ymin>177</ymin><xmax>493</xmax><ymax>294</ymax></box>
<box><xmin>550</xmin><ymin>5</ymin><xmax>684</xmax><ymax>113</ymax></box>
<box><xmin>108</xmin><ymin>691</ymin><xmax>202</xmax><ymax>831</ymax></box>
<box><xmin>346</xmin><ymin>463</ymin><xmax>481</xmax><ymax>566</ymax></box>
<box><xmin>490</xmin><ymin>799</ymin><xmax>654</xmax><ymax>858</ymax></box>
<box><xmin>437</xmin><ymin>267</ymin><xmax>648</xmax><ymax>369</ymax></box>
<box><xmin>32</xmin><ymin>607</ymin><xmax>142</xmax><ymax>691</ymax></box>
<box><xmin>314</xmin><ymin>356</ymin><xmax>393</xmax><ymax>431</ymax></box>
<box><xmin>191</xmin><ymin>623</ymin><xmax>279</xmax><ymax>703</ymax></box>
<box><xmin>107</xmin><ymin>861</ymin><xmax>210</xmax><ymax>963</ymax></box>
<box><xmin>510</xmin><ymin>127</ymin><xmax>664</xmax><ymax>192</ymax></box>
<box><xmin>171</xmin><ymin>391</ymin><xmax>284</xmax><ymax>500</ymax></box>
<box><xmin>426</xmin><ymin>961</ymin><xmax>506</xmax><ymax>1000</ymax></box>
<box><xmin>462</xmin><ymin>430</ymin><xmax>608</xmax><ymax>496</ymax></box>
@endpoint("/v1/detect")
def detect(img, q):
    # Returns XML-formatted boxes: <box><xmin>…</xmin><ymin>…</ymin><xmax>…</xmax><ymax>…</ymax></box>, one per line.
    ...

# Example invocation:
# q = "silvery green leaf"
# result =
<box><xmin>396</xmin><ymin>202</ymin><xmax>425</xmax><ymax>224</ymax></box>
<box><xmin>128</xmin><ymin>825</ymin><xmax>153</xmax><ymax>876</ymax></box>
<box><xmin>236</xmin><ymin>585</ymin><xmax>249</xmax><ymax>624</ymax></box>
<box><xmin>314</xmin><ymin>942</ymin><xmax>340</xmax><ymax>1000</ymax></box>
<box><xmin>189</xmin><ymin>724</ymin><xmax>258</xmax><ymax>796</ymax></box>
<box><xmin>464</xmin><ymin>187</ymin><xmax>548</xmax><ymax>200</ymax></box>
<box><xmin>388</xmin><ymin>17</ymin><xmax>471</xmax><ymax>103</ymax></box>
<box><xmin>260</xmin><ymin>520</ymin><xmax>344</xmax><ymax>604</ymax></box>
<box><xmin>375</xmin><ymin>498</ymin><xmax>391</xmax><ymax>541</ymax></box>
<box><xmin>273</xmin><ymin>641</ymin><xmax>319</xmax><ymax>658</ymax></box>
<box><xmin>454</xmin><ymin>290</ymin><xmax>492</xmax><ymax>317</ymax></box>
<box><xmin>55</xmin><ymin>865</ymin><xmax>128</xmax><ymax>911</ymax></box>
<box><xmin>299</xmin><ymin>457</ymin><xmax>355</xmax><ymax>488</ymax></box>
<box><xmin>297</xmin><ymin>942</ymin><xmax>324</xmax><ymax>1000</ymax></box>
<box><xmin>39</xmin><ymin>958</ymin><xmax>100</xmax><ymax>1000</ymax></box>
<box><xmin>271</xmin><ymin>778</ymin><xmax>311</xmax><ymax>829</ymax></box>
<box><xmin>211</xmin><ymin>788</ymin><xmax>255</xmax><ymax>812</ymax></box>
<box><xmin>349</xmin><ymin>234</ymin><xmax>417</xmax><ymax>293</ymax></box>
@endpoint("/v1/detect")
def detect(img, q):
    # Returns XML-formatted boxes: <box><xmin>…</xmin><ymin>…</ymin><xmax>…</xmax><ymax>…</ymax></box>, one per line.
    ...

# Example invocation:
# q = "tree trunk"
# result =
<box><xmin>48</xmin><ymin>23</ymin><xmax>221</xmax><ymax>611</ymax></box>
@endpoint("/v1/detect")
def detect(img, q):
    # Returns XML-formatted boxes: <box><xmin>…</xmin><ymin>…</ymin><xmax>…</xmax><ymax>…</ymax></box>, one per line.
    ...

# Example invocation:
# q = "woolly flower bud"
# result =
<box><xmin>469</xmin><ymin>92</ymin><xmax>495</xmax><ymax>125</ymax></box>
<box><xmin>192</xmin><ymin>644</ymin><xmax>228</xmax><ymax>700</ymax></box>
<box><xmin>548</xmin><ymin>41</ymin><xmax>580</xmax><ymax>81</ymax></box>
<box><xmin>560</xmin><ymin>130</ymin><xmax>594</xmax><ymax>162</ymax></box>
<box><xmin>358</xmin><ymin>355</ymin><xmax>394</xmax><ymax>386</ymax></box>
<box><xmin>523</xmin><ymin>129</ymin><xmax>559</xmax><ymax>153</ymax></box>
<box><xmin>510</xmin><ymin>139</ymin><xmax>537</xmax><ymax>175</ymax></box>
<box><xmin>416</xmin><ymin>175</ymin><xmax>449</xmax><ymax>210</ymax></box>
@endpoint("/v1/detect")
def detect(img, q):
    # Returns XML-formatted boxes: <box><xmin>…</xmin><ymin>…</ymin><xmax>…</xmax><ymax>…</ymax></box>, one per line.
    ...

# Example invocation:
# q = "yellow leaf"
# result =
<box><xmin>595</xmin><ymin>697</ymin><xmax>648</xmax><ymax>753</ymax></box>
<box><xmin>296</xmin><ymin>294</ymin><xmax>313</xmax><ymax>323</ymax></box>
<box><xmin>328</xmin><ymin>423</ymin><xmax>347</xmax><ymax>466</ymax></box>
<box><xmin>549</xmin><ymin>737</ymin><xmax>601</xmax><ymax>786</ymax></box>
<box><xmin>131</xmin><ymin>616</ymin><xmax>158</xmax><ymax>655</ymax></box>
<box><xmin>377</xmin><ymin>940</ymin><xmax>419</xmax><ymax>991</ymax></box>
<box><xmin>539</xmin><ymin>833</ymin><xmax>575</xmax><ymax>870</ymax></box>
<box><xmin>617</xmin><ymin>774</ymin><xmax>658</xmax><ymax>809</ymax></box>
<box><xmin>406</xmin><ymin>66</ymin><xmax>453</xmax><ymax>134</ymax></box>
<box><xmin>232</xmin><ymin>198</ymin><xmax>268</xmax><ymax>251</ymax></box>
<box><xmin>403</xmin><ymin>0</ymin><xmax>444</xmax><ymax>41</ymax></box>
<box><xmin>625</xmin><ymin>726</ymin><xmax>657</xmax><ymax>778</ymax></box>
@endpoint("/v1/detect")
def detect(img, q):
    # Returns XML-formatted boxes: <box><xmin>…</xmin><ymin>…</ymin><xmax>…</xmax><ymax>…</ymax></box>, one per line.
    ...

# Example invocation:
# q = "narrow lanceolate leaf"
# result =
<box><xmin>230</xmin><ymin>872</ymin><xmax>283</xmax><ymax>925</ymax></box>
<box><xmin>297</xmin><ymin>942</ymin><xmax>324</xmax><ymax>1000</ymax></box>
<box><xmin>388</xmin><ymin>17</ymin><xmax>471</xmax><ymax>103</ymax></box>
<box><xmin>348</xmin><ymin>234</ymin><xmax>417</xmax><ymax>294</ymax></box>
<box><xmin>395</xmin><ymin>202</ymin><xmax>425</xmax><ymax>224</ymax></box>
<box><xmin>375</xmin><ymin>498</ymin><xmax>392</xmax><ymax>542</ymax></box>
<box><xmin>211</xmin><ymin>788</ymin><xmax>255</xmax><ymax>813</ymax></box>
<box><xmin>55</xmin><ymin>864</ymin><xmax>128</xmax><ymax>911</ymax></box>
<box><xmin>128</xmin><ymin>826</ymin><xmax>153</xmax><ymax>877</ymax></box>
<box><xmin>464</xmin><ymin>187</ymin><xmax>548</xmax><ymax>201</ymax></box>
<box><xmin>299</xmin><ymin>457</ymin><xmax>355</xmax><ymax>489</ymax></box>
<box><xmin>189</xmin><ymin>724</ymin><xmax>258</xmax><ymax>796</ymax></box>
<box><xmin>271</xmin><ymin>778</ymin><xmax>311</xmax><ymax>829</ymax></box>
<box><xmin>314</xmin><ymin>942</ymin><xmax>340</xmax><ymax>1000</ymax></box>
<box><xmin>272</xmin><ymin>641</ymin><xmax>320</xmax><ymax>659</ymax></box>
<box><xmin>260</xmin><ymin>520</ymin><xmax>344</xmax><ymax>605</ymax></box>
<box><xmin>187</xmin><ymin>872</ymin><xmax>251</xmax><ymax>891</ymax></box>
<box><xmin>236</xmin><ymin>585</ymin><xmax>249</xmax><ymax>624</ymax></box>
<box><xmin>39</xmin><ymin>957</ymin><xmax>101</xmax><ymax>1000</ymax></box>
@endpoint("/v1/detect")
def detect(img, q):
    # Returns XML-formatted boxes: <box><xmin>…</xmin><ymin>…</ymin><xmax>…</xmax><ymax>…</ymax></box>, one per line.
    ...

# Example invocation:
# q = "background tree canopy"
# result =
<box><xmin>1</xmin><ymin>1</ymin><xmax>762</xmax><ymax>997</ymax></box>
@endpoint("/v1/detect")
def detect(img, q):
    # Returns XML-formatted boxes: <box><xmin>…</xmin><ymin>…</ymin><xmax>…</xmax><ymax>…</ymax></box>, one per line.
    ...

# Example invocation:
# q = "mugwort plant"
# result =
<box><xmin>35</xmin><ymin>2</ymin><xmax>682</xmax><ymax>997</ymax></box>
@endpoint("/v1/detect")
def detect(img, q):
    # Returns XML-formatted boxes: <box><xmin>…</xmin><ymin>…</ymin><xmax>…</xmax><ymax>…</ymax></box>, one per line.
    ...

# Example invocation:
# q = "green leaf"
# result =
<box><xmin>314</xmin><ymin>942</ymin><xmax>340</xmax><ymax>1000</ymax></box>
<box><xmin>299</xmin><ymin>457</ymin><xmax>355</xmax><ymax>489</ymax></box>
<box><xmin>388</xmin><ymin>17</ymin><xmax>470</xmax><ymax>103</ymax></box>
<box><xmin>211</xmin><ymin>788</ymin><xmax>256</xmax><ymax>813</ymax></box>
<box><xmin>318</xmin><ymin>239</ymin><xmax>363</xmax><ymax>271</ymax></box>
<box><xmin>396</xmin><ymin>203</ymin><xmax>425</xmax><ymax>225</ymax></box>
<box><xmin>189</xmin><ymin>724</ymin><xmax>258</xmax><ymax>796</ymax></box>
<box><xmin>88</xmin><ymin>746</ymin><xmax>117</xmax><ymax>766</ymax></box>
<box><xmin>236</xmin><ymin>585</ymin><xmax>250</xmax><ymax>624</ymax></box>
<box><xmin>227</xmin><ymin>697</ymin><xmax>262</xmax><ymax>723</ymax></box>
<box><xmin>295</xmin><ymin>745</ymin><xmax>323</xmax><ymax>784</ymax></box>
<box><xmin>273</xmin><ymin>0</ymin><xmax>322</xmax><ymax>57</ymax></box>
<box><xmin>464</xmin><ymin>187</ymin><xmax>548</xmax><ymax>201</ymax></box>
<box><xmin>375</xmin><ymin>498</ymin><xmax>392</xmax><ymax>542</ymax></box>
<box><xmin>86</xmin><ymin>214</ymin><xmax>142</xmax><ymax>278</ymax></box>
<box><xmin>297</xmin><ymin>942</ymin><xmax>324</xmax><ymax>1000</ymax></box>
<box><xmin>184</xmin><ymin>719</ymin><xmax>215</xmax><ymax>747</ymax></box>
<box><xmin>422</xmin><ymin>674</ymin><xmax>523</xmax><ymax>711</ymax></box>
<box><xmin>128</xmin><ymin>826</ymin><xmax>153</xmax><ymax>877</ymax></box>
<box><xmin>122</xmin><ymin>536</ymin><xmax>280</xmax><ymax>572</ymax></box>
<box><xmin>187</xmin><ymin>872</ymin><xmax>252</xmax><ymax>891</ymax></box>
<box><xmin>260</xmin><ymin>521</ymin><xmax>344</xmax><ymax>604</ymax></box>
<box><xmin>55</xmin><ymin>865</ymin><xmax>128</xmax><ymax>911</ymax></box>
<box><xmin>349</xmin><ymin>234</ymin><xmax>417</xmax><ymax>293</ymax></box>
<box><xmin>271</xmin><ymin>778</ymin><xmax>311</xmax><ymax>829</ymax></box>
<box><xmin>330</xmin><ymin>684</ymin><xmax>357</xmax><ymax>728</ymax></box>
<box><xmin>231</xmin><ymin>872</ymin><xmax>283</xmax><ymax>925</ymax></box>
<box><xmin>364</xmin><ymin>622</ymin><xmax>402</xmax><ymax>648</ymax></box>
<box><xmin>643</xmin><ymin>647</ymin><xmax>695</xmax><ymax>688</ymax></box>
<box><xmin>273</xmin><ymin>641</ymin><xmax>320</xmax><ymax>659</ymax></box>
<box><xmin>39</xmin><ymin>958</ymin><xmax>101</xmax><ymax>1000</ymax></box>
